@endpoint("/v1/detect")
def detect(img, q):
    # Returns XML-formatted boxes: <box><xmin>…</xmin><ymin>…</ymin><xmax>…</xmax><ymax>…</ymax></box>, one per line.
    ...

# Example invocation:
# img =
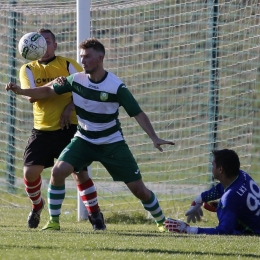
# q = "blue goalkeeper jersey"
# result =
<box><xmin>198</xmin><ymin>170</ymin><xmax>260</xmax><ymax>235</ymax></box>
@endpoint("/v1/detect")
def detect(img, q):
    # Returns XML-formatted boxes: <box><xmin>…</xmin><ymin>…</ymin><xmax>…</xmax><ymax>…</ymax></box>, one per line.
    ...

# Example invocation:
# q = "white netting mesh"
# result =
<box><xmin>0</xmin><ymin>0</ymin><xmax>260</xmax><ymax>217</ymax></box>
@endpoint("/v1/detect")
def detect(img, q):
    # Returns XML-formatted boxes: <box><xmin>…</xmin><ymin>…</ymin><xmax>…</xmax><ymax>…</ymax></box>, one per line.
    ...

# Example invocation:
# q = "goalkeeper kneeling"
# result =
<box><xmin>165</xmin><ymin>149</ymin><xmax>260</xmax><ymax>235</ymax></box>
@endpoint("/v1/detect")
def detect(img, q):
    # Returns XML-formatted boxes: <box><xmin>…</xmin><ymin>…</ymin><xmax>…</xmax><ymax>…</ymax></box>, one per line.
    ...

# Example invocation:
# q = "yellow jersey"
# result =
<box><xmin>19</xmin><ymin>56</ymin><xmax>83</xmax><ymax>131</ymax></box>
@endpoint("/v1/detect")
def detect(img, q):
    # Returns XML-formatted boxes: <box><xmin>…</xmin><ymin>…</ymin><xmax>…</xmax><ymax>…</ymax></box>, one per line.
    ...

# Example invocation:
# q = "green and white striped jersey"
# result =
<box><xmin>53</xmin><ymin>71</ymin><xmax>142</xmax><ymax>144</ymax></box>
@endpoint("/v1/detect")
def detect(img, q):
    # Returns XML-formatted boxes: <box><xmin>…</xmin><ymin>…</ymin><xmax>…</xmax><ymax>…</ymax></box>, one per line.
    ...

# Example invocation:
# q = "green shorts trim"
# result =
<box><xmin>58</xmin><ymin>137</ymin><xmax>142</xmax><ymax>183</ymax></box>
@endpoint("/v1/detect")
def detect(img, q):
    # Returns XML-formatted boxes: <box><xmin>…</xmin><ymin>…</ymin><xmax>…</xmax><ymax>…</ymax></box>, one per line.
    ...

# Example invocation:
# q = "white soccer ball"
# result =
<box><xmin>18</xmin><ymin>32</ymin><xmax>47</xmax><ymax>61</ymax></box>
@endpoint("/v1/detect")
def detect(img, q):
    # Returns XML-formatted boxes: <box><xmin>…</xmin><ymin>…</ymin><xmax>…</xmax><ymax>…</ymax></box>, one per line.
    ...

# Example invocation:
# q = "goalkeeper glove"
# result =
<box><xmin>185</xmin><ymin>194</ymin><xmax>203</xmax><ymax>223</ymax></box>
<box><xmin>164</xmin><ymin>218</ymin><xmax>198</xmax><ymax>234</ymax></box>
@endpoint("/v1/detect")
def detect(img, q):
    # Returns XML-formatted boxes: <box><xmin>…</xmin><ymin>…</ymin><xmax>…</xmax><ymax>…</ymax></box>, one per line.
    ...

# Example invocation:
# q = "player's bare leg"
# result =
<box><xmin>126</xmin><ymin>179</ymin><xmax>151</xmax><ymax>201</ymax></box>
<box><xmin>126</xmin><ymin>180</ymin><xmax>166</xmax><ymax>232</ymax></box>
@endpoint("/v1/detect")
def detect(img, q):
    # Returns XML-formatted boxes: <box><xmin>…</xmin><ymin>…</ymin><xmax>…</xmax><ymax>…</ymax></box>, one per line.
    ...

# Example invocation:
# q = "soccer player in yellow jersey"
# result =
<box><xmin>20</xmin><ymin>29</ymin><xmax>105</xmax><ymax>230</ymax></box>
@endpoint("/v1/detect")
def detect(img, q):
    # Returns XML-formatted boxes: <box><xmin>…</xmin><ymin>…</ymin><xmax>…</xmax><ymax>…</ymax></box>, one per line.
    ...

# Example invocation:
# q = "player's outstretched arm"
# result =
<box><xmin>134</xmin><ymin>111</ymin><xmax>175</xmax><ymax>152</ymax></box>
<box><xmin>5</xmin><ymin>82</ymin><xmax>22</xmax><ymax>94</ymax></box>
<box><xmin>6</xmin><ymin>81</ymin><xmax>56</xmax><ymax>99</ymax></box>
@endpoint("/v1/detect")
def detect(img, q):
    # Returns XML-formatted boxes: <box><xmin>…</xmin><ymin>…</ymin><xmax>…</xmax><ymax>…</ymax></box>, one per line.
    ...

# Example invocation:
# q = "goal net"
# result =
<box><xmin>1</xmin><ymin>0</ymin><xmax>259</xmax><ymax>220</ymax></box>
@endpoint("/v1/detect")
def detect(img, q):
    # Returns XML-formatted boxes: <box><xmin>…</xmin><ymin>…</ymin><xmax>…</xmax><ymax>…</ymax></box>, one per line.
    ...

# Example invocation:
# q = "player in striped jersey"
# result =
<box><xmin>18</xmin><ymin>30</ymin><xmax>104</xmax><ymax>230</ymax></box>
<box><xmin>164</xmin><ymin>149</ymin><xmax>260</xmax><ymax>235</ymax></box>
<box><xmin>6</xmin><ymin>38</ymin><xmax>175</xmax><ymax>232</ymax></box>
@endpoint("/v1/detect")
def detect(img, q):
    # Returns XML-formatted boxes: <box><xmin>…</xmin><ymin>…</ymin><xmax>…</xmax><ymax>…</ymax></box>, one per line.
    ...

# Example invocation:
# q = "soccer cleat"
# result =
<box><xmin>157</xmin><ymin>223</ymin><xmax>168</xmax><ymax>232</ymax></box>
<box><xmin>41</xmin><ymin>220</ymin><xmax>60</xmax><ymax>231</ymax></box>
<box><xmin>88</xmin><ymin>209</ymin><xmax>106</xmax><ymax>230</ymax></box>
<box><xmin>27</xmin><ymin>198</ymin><xmax>45</xmax><ymax>228</ymax></box>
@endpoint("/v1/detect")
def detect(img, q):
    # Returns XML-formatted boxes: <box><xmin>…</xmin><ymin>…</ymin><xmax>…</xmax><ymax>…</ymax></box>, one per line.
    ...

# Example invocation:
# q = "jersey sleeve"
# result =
<box><xmin>53</xmin><ymin>74</ymin><xmax>74</xmax><ymax>95</ymax></box>
<box><xmin>201</xmin><ymin>183</ymin><xmax>224</xmax><ymax>202</ymax></box>
<box><xmin>66</xmin><ymin>57</ymin><xmax>83</xmax><ymax>73</ymax></box>
<box><xmin>19</xmin><ymin>64</ymin><xmax>35</xmax><ymax>89</ymax></box>
<box><xmin>198</xmin><ymin>190</ymin><xmax>242</xmax><ymax>235</ymax></box>
<box><xmin>197</xmin><ymin>210</ymin><xmax>241</xmax><ymax>235</ymax></box>
<box><xmin>117</xmin><ymin>85</ymin><xmax>142</xmax><ymax>117</ymax></box>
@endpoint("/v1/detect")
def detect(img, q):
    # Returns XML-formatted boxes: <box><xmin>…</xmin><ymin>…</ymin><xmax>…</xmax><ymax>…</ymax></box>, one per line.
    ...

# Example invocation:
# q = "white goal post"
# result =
<box><xmin>76</xmin><ymin>0</ymin><xmax>90</xmax><ymax>221</ymax></box>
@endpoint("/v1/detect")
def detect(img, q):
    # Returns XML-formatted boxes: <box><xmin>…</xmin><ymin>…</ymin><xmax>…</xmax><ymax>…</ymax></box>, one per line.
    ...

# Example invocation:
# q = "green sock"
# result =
<box><xmin>141</xmin><ymin>191</ymin><xmax>165</xmax><ymax>224</ymax></box>
<box><xmin>47</xmin><ymin>184</ymin><xmax>65</xmax><ymax>223</ymax></box>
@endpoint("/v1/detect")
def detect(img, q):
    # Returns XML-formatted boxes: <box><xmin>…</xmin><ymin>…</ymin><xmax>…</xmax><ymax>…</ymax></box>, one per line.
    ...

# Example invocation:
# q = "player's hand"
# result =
<box><xmin>60</xmin><ymin>101</ymin><xmax>74</xmax><ymax>129</ymax></box>
<box><xmin>164</xmin><ymin>218</ymin><xmax>190</xmax><ymax>233</ymax></box>
<box><xmin>55</xmin><ymin>76</ymin><xmax>67</xmax><ymax>86</ymax></box>
<box><xmin>133</xmin><ymin>112</ymin><xmax>175</xmax><ymax>152</ymax></box>
<box><xmin>185</xmin><ymin>194</ymin><xmax>203</xmax><ymax>223</ymax></box>
<box><xmin>152</xmin><ymin>137</ymin><xmax>175</xmax><ymax>152</ymax></box>
<box><xmin>5</xmin><ymin>82</ymin><xmax>22</xmax><ymax>95</ymax></box>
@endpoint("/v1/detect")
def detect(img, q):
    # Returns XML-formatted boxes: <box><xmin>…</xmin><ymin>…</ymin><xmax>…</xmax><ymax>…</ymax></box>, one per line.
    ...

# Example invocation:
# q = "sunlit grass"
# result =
<box><xmin>0</xmin><ymin>207</ymin><xmax>259</xmax><ymax>260</ymax></box>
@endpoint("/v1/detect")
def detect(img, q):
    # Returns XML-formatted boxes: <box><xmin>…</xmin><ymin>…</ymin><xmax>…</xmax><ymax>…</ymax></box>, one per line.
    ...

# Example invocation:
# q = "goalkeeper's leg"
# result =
<box><xmin>126</xmin><ymin>180</ymin><xmax>166</xmax><ymax>232</ymax></box>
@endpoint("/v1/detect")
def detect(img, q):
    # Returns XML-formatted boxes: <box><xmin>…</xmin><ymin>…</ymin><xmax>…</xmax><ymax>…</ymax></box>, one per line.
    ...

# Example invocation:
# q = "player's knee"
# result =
<box><xmin>72</xmin><ymin>170</ymin><xmax>89</xmax><ymax>183</ymax></box>
<box><xmin>51</xmin><ymin>167</ymin><xmax>61</xmax><ymax>179</ymax></box>
<box><xmin>23</xmin><ymin>165</ymin><xmax>43</xmax><ymax>182</ymax></box>
<box><xmin>52</xmin><ymin>161</ymin><xmax>73</xmax><ymax>180</ymax></box>
<box><xmin>51</xmin><ymin>165</ymin><xmax>68</xmax><ymax>180</ymax></box>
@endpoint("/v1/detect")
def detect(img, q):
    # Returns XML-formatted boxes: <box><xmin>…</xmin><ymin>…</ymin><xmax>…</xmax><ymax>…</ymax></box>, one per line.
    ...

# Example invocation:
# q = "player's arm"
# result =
<box><xmin>5</xmin><ymin>81</ymin><xmax>57</xmax><ymax>99</ymax></box>
<box><xmin>27</xmin><ymin>80</ymin><xmax>56</xmax><ymax>103</ymax></box>
<box><xmin>165</xmin><ymin>197</ymin><xmax>240</xmax><ymax>235</ymax></box>
<box><xmin>117</xmin><ymin>85</ymin><xmax>174</xmax><ymax>151</ymax></box>
<box><xmin>201</xmin><ymin>183</ymin><xmax>224</xmax><ymax>202</ymax></box>
<box><xmin>195</xmin><ymin>195</ymin><xmax>241</xmax><ymax>235</ymax></box>
<box><xmin>164</xmin><ymin>212</ymin><xmax>239</xmax><ymax>235</ymax></box>
<box><xmin>185</xmin><ymin>183</ymin><xmax>223</xmax><ymax>223</ymax></box>
<box><xmin>134</xmin><ymin>112</ymin><xmax>175</xmax><ymax>151</ymax></box>
<box><xmin>53</xmin><ymin>76</ymin><xmax>75</xmax><ymax>129</ymax></box>
<box><xmin>21</xmin><ymin>93</ymin><xmax>36</xmax><ymax>104</ymax></box>
<box><xmin>59</xmin><ymin>99</ymin><xmax>75</xmax><ymax>129</ymax></box>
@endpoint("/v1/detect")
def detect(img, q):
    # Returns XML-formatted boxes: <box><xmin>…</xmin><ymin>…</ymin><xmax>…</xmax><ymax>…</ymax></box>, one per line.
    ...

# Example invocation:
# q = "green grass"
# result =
<box><xmin>1</xmin><ymin>207</ymin><xmax>260</xmax><ymax>260</ymax></box>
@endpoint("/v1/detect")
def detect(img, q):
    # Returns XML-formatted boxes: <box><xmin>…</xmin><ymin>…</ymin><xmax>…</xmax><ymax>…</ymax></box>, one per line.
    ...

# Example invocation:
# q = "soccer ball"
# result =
<box><xmin>18</xmin><ymin>32</ymin><xmax>47</xmax><ymax>61</ymax></box>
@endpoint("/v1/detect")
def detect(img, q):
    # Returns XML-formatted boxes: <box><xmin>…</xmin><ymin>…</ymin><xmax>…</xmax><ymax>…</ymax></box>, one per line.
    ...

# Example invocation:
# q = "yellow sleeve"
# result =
<box><xmin>19</xmin><ymin>63</ymin><xmax>32</xmax><ymax>89</ymax></box>
<box><xmin>65</xmin><ymin>57</ymin><xmax>83</xmax><ymax>73</ymax></box>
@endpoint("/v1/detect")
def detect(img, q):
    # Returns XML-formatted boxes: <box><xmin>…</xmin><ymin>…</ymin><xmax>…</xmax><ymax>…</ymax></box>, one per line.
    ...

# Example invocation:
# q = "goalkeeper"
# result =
<box><xmin>165</xmin><ymin>149</ymin><xmax>260</xmax><ymax>235</ymax></box>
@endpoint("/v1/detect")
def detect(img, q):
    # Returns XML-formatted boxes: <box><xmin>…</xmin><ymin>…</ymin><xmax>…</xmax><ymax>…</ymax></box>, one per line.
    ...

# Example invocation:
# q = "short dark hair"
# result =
<box><xmin>212</xmin><ymin>149</ymin><xmax>240</xmax><ymax>178</ymax></box>
<box><xmin>37</xmin><ymin>28</ymin><xmax>56</xmax><ymax>42</ymax></box>
<box><xmin>79</xmin><ymin>38</ymin><xmax>105</xmax><ymax>55</ymax></box>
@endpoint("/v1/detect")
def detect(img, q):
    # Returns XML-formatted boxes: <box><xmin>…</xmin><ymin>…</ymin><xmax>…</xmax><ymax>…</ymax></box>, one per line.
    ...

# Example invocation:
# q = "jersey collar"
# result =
<box><xmin>38</xmin><ymin>55</ymin><xmax>56</xmax><ymax>65</ymax></box>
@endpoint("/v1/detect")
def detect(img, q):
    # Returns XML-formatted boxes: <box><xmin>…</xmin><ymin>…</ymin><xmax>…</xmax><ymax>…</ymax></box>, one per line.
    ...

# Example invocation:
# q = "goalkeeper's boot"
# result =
<box><xmin>27</xmin><ymin>198</ymin><xmax>45</xmax><ymax>228</ymax></box>
<box><xmin>88</xmin><ymin>208</ymin><xmax>106</xmax><ymax>230</ymax></box>
<box><xmin>157</xmin><ymin>222</ymin><xmax>168</xmax><ymax>232</ymax></box>
<box><xmin>41</xmin><ymin>220</ymin><xmax>60</xmax><ymax>231</ymax></box>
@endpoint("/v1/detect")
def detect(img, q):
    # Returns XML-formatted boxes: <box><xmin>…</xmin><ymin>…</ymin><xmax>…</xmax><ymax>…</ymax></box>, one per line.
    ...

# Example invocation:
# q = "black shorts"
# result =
<box><xmin>24</xmin><ymin>124</ymin><xmax>78</xmax><ymax>169</ymax></box>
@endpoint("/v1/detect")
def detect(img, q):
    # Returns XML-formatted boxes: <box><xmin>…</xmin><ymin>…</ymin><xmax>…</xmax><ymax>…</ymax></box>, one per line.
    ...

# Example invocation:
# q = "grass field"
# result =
<box><xmin>1</xmin><ymin>206</ymin><xmax>260</xmax><ymax>260</ymax></box>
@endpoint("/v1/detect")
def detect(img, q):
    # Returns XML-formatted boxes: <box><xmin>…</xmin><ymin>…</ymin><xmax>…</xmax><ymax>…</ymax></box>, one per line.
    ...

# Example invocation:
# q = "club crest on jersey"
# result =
<box><xmin>100</xmin><ymin>92</ymin><xmax>108</xmax><ymax>101</ymax></box>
